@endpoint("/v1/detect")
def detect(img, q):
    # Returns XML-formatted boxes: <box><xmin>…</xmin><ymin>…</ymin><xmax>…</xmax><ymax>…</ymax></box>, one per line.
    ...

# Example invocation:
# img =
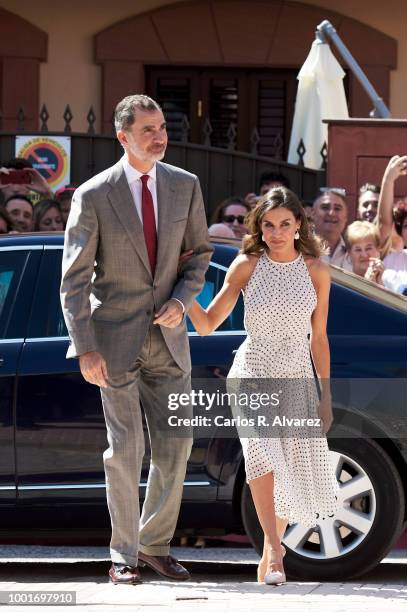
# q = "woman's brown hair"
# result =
<box><xmin>393</xmin><ymin>198</ymin><xmax>407</xmax><ymax>237</ymax></box>
<box><xmin>241</xmin><ymin>187</ymin><xmax>322</xmax><ymax>258</ymax></box>
<box><xmin>33</xmin><ymin>199</ymin><xmax>63</xmax><ymax>231</ymax></box>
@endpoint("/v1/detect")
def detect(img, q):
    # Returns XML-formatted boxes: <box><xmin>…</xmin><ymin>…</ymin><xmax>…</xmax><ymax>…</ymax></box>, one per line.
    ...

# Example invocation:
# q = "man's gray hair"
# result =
<box><xmin>313</xmin><ymin>188</ymin><xmax>347</xmax><ymax>207</ymax></box>
<box><xmin>114</xmin><ymin>95</ymin><xmax>162</xmax><ymax>132</ymax></box>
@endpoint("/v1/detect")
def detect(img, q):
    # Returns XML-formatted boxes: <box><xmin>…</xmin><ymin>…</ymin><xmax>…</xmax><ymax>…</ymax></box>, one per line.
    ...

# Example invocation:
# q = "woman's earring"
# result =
<box><xmin>262</xmin><ymin>233</ymin><xmax>265</xmax><ymax>242</ymax></box>
<box><xmin>294</xmin><ymin>230</ymin><xmax>300</xmax><ymax>240</ymax></box>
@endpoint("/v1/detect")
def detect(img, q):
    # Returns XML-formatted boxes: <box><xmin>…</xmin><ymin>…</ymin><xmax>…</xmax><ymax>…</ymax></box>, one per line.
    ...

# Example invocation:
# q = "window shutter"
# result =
<box><xmin>257</xmin><ymin>79</ymin><xmax>286</xmax><ymax>157</ymax></box>
<box><xmin>209</xmin><ymin>79</ymin><xmax>238</xmax><ymax>148</ymax></box>
<box><xmin>155</xmin><ymin>78</ymin><xmax>190</xmax><ymax>142</ymax></box>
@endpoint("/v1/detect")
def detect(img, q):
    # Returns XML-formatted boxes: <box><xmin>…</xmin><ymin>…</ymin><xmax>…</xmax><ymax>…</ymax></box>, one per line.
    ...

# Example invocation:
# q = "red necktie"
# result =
<box><xmin>140</xmin><ymin>174</ymin><xmax>157</xmax><ymax>275</ymax></box>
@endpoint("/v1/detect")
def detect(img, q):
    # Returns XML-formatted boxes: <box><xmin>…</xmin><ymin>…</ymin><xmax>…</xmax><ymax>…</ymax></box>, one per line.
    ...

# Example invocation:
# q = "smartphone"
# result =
<box><xmin>0</xmin><ymin>169</ymin><xmax>31</xmax><ymax>185</ymax></box>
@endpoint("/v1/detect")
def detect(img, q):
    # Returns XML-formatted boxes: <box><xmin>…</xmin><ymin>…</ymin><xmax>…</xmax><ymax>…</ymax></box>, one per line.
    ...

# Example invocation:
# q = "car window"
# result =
<box><xmin>0</xmin><ymin>271</ymin><xmax>14</xmax><ymax>319</ymax></box>
<box><xmin>187</xmin><ymin>261</ymin><xmax>244</xmax><ymax>332</ymax></box>
<box><xmin>330</xmin><ymin>265</ymin><xmax>407</xmax><ymax>312</ymax></box>
<box><xmin>28</xmin><ymin>251</ymin><xmax>245</xmax><ymax>338</ymax></box>
<box><xmin>0</xmin><ymin>251</ymin><xmax>27</xmax><ymax>339</ymax></box>
<box><xmin>28</xmin><ymin>249</ymin><xmax>68</xmax><ymax>338</ymax></box>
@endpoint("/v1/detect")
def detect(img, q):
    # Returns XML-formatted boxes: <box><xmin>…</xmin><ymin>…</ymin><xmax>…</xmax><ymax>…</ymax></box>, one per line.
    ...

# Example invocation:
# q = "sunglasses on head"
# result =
<box><xmin>222</xmin><ymin>214</ymin><xmax>246</xmax><ymax>224</ymax></box>
<box><xmin>319</xmin><ymin>187</ymin><xmax>347</xmax><ymax>197</ymax></box>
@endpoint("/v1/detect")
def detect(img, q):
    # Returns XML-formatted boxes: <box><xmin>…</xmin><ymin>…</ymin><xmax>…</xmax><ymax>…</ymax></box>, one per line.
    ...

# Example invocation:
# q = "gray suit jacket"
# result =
<box><xmin>60</xmin><ymin>158</ymin><xmax>213</xmax><ymax>375</ymax></box>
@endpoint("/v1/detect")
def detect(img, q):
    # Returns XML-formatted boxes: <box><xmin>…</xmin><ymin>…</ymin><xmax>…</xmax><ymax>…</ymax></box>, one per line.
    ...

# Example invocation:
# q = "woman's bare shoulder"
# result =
<box><xmin>236</xmin><ymin>252</ymin><xmax>261</xmax><ymax>264</ymax></box>
<box><xmin>227</xmin><ymin>252</ymin><xmax>261</xmax><ymax>285</ymax></box>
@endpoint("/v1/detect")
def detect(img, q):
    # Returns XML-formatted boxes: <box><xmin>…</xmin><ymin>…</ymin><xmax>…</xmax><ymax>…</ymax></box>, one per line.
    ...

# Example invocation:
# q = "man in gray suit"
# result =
<box><xmin>61</xmin><ymin>95</ymin><xmax>213</xmax><ymax>585</ymax></box>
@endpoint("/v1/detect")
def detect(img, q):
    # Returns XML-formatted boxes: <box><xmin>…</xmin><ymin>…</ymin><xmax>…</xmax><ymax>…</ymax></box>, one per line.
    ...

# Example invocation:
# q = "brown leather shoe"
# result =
<box><xmin>138</xmin><ymin>552</ymin><xmax>190</xmax><ymax>581</ymax></box>
<box><xmin>109</xmin><ymin>563</ymin><xmax>142</xmax><ymax>585</ymax></box>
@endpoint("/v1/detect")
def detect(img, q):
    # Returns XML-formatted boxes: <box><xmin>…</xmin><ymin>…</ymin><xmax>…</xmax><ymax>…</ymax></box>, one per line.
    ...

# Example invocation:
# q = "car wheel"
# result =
<box><xmin>240</xmin><ymin>437</ymin><xmax>405</xmax><ymax>580</ymax></box>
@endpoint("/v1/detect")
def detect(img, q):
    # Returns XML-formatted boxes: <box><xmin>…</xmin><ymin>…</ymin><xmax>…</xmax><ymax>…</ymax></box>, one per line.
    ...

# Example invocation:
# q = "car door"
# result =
<box><xmin>15</xmin><ymin>244</ymin><xmax>158</xmax><ymax>508</ymax></box>
<box><xmin>15</xmin><ymin>244</ymin><xmax>108</xmax><ymax>506</ymax></box>
<box><xmin>0</xmin><ymin>244</ymin><xmax>42</xmax><ymax>505</ymax></box>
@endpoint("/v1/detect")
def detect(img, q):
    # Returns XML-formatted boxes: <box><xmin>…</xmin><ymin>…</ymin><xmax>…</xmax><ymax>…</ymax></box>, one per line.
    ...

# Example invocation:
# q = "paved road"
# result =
<box><xmin>0</xmin><ymin>547</ymin><xmax>406</xmax><ymax>611</ymax></box>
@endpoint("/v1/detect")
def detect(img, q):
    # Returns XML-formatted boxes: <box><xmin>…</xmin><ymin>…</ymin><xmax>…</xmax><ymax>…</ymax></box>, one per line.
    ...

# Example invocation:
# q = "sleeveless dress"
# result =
<box><xmin>227</xmin><ymin>251</ymin><xmax>339</xmax><ymax>528</ymax></box>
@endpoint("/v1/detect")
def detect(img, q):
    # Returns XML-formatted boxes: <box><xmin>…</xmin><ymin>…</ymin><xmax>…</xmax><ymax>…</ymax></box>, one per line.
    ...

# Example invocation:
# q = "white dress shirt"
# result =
<box><xmin>122</xmin><ymin>155</ymin><xmax>158</xmax><ymax>229</ymax></box>
<box><xmin>321</xmin><ymin>235</ymin><xmax>353</xmax><ymax>271</ymax></box>
<box><xmin>121</xmin><ymin>155</ymin><xmax>185</xmax><ymax>314</ymax></box>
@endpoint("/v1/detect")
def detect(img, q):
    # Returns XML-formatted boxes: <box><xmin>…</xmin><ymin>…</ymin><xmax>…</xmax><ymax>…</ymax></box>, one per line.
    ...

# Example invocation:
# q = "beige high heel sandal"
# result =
<box><xmin>258</xmin><ymin>544</ymin><xmax>286</xmax><ymax>583</ymax></box>
<box><xmin>264</xmin><ymin>545</ymin><xmax>286</xmax><ymax>585</ymax></box>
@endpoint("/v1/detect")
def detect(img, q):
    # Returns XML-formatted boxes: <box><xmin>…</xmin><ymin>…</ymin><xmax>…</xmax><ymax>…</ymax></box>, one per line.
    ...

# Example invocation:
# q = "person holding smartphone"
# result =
<box><xmin>0</xmin><ymin>158</ymin><xmax>53</xmax><ymax>203</ymax></box>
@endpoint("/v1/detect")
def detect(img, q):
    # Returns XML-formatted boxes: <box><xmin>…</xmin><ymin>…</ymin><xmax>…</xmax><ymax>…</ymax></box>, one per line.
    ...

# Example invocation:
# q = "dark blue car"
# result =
<box><xmin>0</xmin><ymin>232</ymin><xmax>406</xmax><ymax>580</ymax></box>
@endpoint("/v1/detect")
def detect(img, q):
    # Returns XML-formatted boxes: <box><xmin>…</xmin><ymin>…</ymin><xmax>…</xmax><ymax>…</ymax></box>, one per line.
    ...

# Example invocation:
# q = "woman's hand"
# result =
<box><xmin>365</xmin><ymin>257</ymin><xmax>384</xmax><ymax>284</ymax></box>
<box><xmin>383</xmin><ymin>155</ymin><xmax>407</xmax><ymax>184</ymax></box>
<box><xmin>187</xmin><ymin>253</ymin><xmax>257</xmax><ymax>336</ymax></box>
<box><xmin>318</xmin><ymin>394</ymin><xmax>333</xmax><ymax>434</ymax></box>
<box><xmin>378</xmin><ymin>156</ymin><xmax>407</xmax><ymax>249</ymax></box>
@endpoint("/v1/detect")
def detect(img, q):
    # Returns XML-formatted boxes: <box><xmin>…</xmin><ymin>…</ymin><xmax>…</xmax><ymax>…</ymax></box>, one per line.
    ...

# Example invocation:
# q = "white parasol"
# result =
<box><xmin>287</xmin><ymin>37</ymin><xmax>349</xmax><ymax>170</ymax></box>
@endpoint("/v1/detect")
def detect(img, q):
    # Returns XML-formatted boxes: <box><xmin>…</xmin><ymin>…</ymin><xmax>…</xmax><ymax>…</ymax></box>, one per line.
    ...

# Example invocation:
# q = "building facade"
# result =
<box><xmin>0</xmin><ymin>0</ymin><xmax>404</xmax><ymax>154</ymax></box>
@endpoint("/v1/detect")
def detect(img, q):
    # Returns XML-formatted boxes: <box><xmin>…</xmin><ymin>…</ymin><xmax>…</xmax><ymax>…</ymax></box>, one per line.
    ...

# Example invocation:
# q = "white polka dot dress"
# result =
<box><xmin>227</xmin><ymin>251</ymin><xmax>339</xmax><ymax>527</ymax></box>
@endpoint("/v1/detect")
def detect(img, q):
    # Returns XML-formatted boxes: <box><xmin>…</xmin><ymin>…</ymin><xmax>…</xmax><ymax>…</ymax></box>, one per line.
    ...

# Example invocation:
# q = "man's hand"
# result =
<box><xmin>0</xmin><ymin>168</ymin><xmax>10</xmax><ymax>191</ymax></box>
<box><xmin>0</xmin><ymin>167</ymin><xmax>53</xmax><ymax>197</ymax></box>
<box><xmin>79</xmin><ymin>351</ymin><xmax>108</xmax><ymax>387</ymax></box>
<box><xmin>153</xmin><ymin>299</ymin><xmax>184</xmax><ymax>328</ymax></box>
<box><xmin>26</xmin><ymin>168</ymin><xmax>53</xmax><ymax>197</ymax></box>
<box><xmin>0</xmin><ymin>168</ymin><xmax>29</xmax><ymax>195</ymax></box>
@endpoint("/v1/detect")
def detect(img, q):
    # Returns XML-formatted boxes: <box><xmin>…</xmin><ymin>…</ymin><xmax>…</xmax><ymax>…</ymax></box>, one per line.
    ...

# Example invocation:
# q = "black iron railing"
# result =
<box><xmin>0</xmin><ymin>105</ymin><xmax>326</xmax><ymax>214</ymax></box>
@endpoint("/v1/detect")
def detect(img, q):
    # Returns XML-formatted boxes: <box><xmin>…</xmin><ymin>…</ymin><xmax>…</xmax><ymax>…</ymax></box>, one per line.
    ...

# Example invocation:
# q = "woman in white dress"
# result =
<box><xmin>187</xmin><ymin>188</ymin><xmax>338</xmax><ymax>585</ymax></box>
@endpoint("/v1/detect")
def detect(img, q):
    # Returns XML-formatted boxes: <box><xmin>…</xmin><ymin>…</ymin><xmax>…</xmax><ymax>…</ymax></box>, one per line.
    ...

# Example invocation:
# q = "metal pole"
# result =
<box><xmin>317</xmin><ymin>20</ymin><xmax>391</xmax><ymax>118</ymax></box>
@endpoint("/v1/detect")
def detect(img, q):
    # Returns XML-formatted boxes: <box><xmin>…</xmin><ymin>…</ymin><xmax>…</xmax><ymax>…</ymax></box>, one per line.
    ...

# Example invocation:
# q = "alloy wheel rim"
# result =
<box><xmin>282</xmin><ymin>450</ymin><xmax>376</xmax><ymax>560</ymax></box>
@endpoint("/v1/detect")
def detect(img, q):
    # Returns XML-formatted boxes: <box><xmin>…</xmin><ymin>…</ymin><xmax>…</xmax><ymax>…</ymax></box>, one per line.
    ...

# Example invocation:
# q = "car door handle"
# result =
<box><xmin>232</xmin><ymin>350</ymin><xmax>238</xmax><ymax>354</ymax></box>
<box><xmin>0</xmin><ymin>358</ymin><xmax>4</xmax><ymax>367</ymax></box>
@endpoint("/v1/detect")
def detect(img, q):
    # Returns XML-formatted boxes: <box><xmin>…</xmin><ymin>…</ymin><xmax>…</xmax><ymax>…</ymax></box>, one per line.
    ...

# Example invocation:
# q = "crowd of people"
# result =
<box><xmin>208</xmin><ymin>161</ymin><xmax>407</xmax><ymax>296</ymax></box>
<box><xmin>0</xmin><ymin>157</ymin><xmax>75</xmax><ymax>234</ymax></box>
<box><xmin>1</xmin><ymin>156</ymin><xmax>407</xmax><ymax>296</ymax></box>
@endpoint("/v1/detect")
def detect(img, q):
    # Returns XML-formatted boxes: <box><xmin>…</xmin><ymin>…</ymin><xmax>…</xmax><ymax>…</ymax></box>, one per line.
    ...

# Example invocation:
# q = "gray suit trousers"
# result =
<box><xmin>100</xmin><ymin>323</ymin><xmax>193</xmax><ymax>565</ymax></box>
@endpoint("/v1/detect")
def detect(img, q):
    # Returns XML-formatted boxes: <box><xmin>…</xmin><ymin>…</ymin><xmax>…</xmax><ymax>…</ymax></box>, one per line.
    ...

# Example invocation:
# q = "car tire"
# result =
<box><xmin>240</xmin><ymin>436</ymin><xmax>405</xmax><ymax>580</ymax></box>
